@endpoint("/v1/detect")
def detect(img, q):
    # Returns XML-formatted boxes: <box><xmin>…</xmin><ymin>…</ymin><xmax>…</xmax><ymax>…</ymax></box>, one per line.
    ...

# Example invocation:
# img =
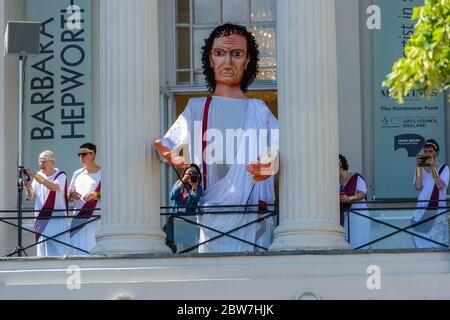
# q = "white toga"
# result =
<box><xmin>162</xmin><ymin>96</ymin><xmax>279</xmax><ymax>253</ymax></box>
<box><xmin>68</xmin><ymin>168</ymin><xmax>101</xmax><ymax>255</ymax></box>
<box><xmin>412</xmin><ymin>164</ymin><xmax>449</xmax><ymax>248</ymax></box>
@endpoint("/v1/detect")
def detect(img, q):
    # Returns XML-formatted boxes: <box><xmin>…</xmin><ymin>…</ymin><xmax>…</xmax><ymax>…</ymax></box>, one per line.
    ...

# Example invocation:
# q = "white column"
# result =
<box><xmin>270</xmin><ymin>0</ymin><xmax>350</xmax><ymax>250</ymax></box>
<box><xmin>91</xmin><ymin>0</ymin><xmax>170</xmax><ymax>254</ymax></box>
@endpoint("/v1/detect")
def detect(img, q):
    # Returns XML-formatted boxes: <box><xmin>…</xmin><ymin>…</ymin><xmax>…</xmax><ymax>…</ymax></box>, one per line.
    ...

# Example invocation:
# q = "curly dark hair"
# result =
<box><xmin>339</xmin><ymin>154</ymin><xmax>349</xmax><ymax>171</ymax></box>
<box><xmin>202</xmin><ymin>23</ymin><xmax>260</xmax><ymax>93</ymax></box>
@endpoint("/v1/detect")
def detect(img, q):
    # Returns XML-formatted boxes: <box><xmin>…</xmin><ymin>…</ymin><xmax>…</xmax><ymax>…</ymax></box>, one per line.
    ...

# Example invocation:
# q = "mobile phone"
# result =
<box><xmin>22</xmin><ymin>168</ymin><xmax>31</xmax><ymax>182</ymax></box>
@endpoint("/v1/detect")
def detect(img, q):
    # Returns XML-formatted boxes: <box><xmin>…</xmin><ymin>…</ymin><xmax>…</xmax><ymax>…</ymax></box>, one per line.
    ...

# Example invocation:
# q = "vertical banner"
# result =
<box><xmin>24</xmin><ymin>0</ymin><xmax>91</xmax><ymax>177</ymax></box>
<box><xmin>374</xmin><ymin>0</ymin><xmax>445</xmax><ymax>199</ymax></box>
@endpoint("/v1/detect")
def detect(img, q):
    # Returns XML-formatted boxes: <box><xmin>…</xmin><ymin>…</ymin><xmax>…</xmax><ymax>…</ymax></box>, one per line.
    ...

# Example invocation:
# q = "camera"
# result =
<box><xmin>190</xmin><ymin>172</ymin><xmax>199</xmax><ymax>184</ymax></box>
<box><xmin>416</xmin><ymin>154</ymin><xmax>433</xmax><ymax>167</ymax></box>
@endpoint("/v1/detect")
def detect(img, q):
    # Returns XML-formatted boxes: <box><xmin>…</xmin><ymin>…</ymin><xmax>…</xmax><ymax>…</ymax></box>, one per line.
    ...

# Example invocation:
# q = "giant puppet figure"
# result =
<box><xmin>155</xmin><ymin>24</ymin><xmax>279</xmax><ymax>253</ymax></box>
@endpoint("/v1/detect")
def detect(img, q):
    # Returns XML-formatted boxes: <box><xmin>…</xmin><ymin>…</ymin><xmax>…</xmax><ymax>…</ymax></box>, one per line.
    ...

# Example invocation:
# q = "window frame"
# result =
<box><xmin>169</xmin><ymin>0</ymin><xmax>277</xmax><ymax>92</ymax></box>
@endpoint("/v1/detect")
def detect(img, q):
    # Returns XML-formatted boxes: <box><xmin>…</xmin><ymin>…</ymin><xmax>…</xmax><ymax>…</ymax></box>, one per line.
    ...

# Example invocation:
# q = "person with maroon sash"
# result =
<box><xmin>68</xmin><ymin>143</ymin><xmax>101</xmax><ymax>255</ymax></box>
<box><xmin>412</xmin><ymin>139</ymin><xmax>449</xmax><ymax>249</ymax></box>
<box><xmin>339</xmin><ymin>154</ymin><xmax>370</xmax><ymax>249</ymax></box>
<box><xmin>154</xmin><ymin>24</ymin><xmax>278</xmax><ymax>253</ymax></box>
<box><xmin>25</xmin><ymin>151</ymin><xmax>69</xmax><ymax>257</ymax></box>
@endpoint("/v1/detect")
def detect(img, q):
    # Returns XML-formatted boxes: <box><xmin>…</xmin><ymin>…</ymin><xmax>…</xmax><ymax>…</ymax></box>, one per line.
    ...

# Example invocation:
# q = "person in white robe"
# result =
<box><xmin>339</xmin><ymin>154</ymin><xmax>371</xmax><ymax>249</ymax></box>
<box><xmin>412</xmin><ymin>139</ymin><xmax>449</xmax><ymax>249</ymax></box>
<box><xmin>25</xmin><ymin>151</ymin><xmax>70</xmax><ymax>257</ymax></box>
<box><xmin>155</xmin><ymin>24</ymin><xmax>279</xmax><ymax>253</ymax></box>
<box><xmin>68</xmin><ymin>143</ymin><xmax>102</xmax><ymax>255</ymax></box>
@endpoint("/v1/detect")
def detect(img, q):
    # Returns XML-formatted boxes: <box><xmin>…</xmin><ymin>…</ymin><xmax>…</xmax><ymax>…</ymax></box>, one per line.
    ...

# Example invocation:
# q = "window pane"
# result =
<box><xmin>194</xmin><ymin>0</ymin><xmax>219</xmax><ymax>24</ymax></box>
<box><xmin>251</xmin><ymin>0</ymin><xmax>276</xmax><ymax>22</ymax></box>
<box><xmin>177</xmin><ymin>0</ymin><xmax>190</xmax><ymax>24</ymax></box>
<box><xmin>252</xmin><ymin>26</ymin><xmax>276</xmax><ymax>66</ymax></box>
<box><xmin>223</xmin><ymin>0</ymin><xmax>247</xmax><ymax>24</ymax></box>
<box><xmin>177</xmin><ymin>71</ymin><xmax>191</xmax><ymax>84</ymax></box>
<box><xmin>194</xmin><ymin>71</ymin><xmax>206</xmax><ymax>85</ymax></box>
<box><xmin>251</xmin><ymin>25</ymin><xmax>276</xmax><ymax>81</ymax></box>
<box><xmin>193</xmin><ymin>28</ymin><xmax>213</xmax><ymax>70</ymax></box>
<box><xmin>257</xmin><ymin>68</ymin><xmax>276</xmax><ymax>81</ymax></box>
<box><xmin>177</xmin><ymin>27</ymin><xmax>191</xmax><ymax>70</ymax></box>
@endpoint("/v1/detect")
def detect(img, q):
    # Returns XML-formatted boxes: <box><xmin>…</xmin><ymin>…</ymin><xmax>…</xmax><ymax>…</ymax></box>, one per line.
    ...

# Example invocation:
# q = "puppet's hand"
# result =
<box><xmin>154</xmin><ymin>140</ymin><xmax>187</xmax><ymax>169</ymax></box>
<box><xmin>246</xmin><ymin>151</ymin><xmax>279</xmax><ymax>182</ymax></box>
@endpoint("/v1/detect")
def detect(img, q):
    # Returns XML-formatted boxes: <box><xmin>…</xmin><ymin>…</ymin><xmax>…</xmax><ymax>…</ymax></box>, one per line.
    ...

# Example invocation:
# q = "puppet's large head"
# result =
<box><xmin>202</xmin><ymin>23</ymin><xmax>260</xmax><ymax>93</ymax></box>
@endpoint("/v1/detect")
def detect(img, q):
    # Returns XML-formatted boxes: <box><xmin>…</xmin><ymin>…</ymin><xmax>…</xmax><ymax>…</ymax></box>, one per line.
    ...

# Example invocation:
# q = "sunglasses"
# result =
<box><xmin>77</xmin><ymin>152</ymin><xmax>91</xmax><ymax>157</ymax></box>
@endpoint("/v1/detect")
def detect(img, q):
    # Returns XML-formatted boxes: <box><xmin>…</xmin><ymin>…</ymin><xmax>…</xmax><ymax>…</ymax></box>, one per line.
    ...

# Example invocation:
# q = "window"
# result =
<box><xmin>175</xmin><ymin>0</ymin><xmax>277</xmax><ymax>87</ymax></box>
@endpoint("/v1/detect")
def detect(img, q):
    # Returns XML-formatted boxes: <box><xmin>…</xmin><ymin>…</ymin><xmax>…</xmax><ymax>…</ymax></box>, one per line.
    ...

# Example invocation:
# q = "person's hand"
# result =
<box><xmin>24</xmin><ymin>180</ymin><xmax>32</xmax><ymax>190</ymax></box>
<box><xmin>425</xmin><ymin>156</ymin><xmax>434</xmax><ymax>168</ymax></box>
<box><xmin>154</xmin><ymin>140</ymin><xmax>187</xmax><ymax>169</ymax></box>
<box><xmin>26</xmin><ymin>168</ymin><xmax>36</xmax><ymax>178</ymax></box>
<box><xmin>182</xmin><ymin>173</ymin><xmax>190</xmax><ymax>183</ymax></box>
<box><xmin>69</xmin><ymin>189</ymin><xmax>82</xmax><ymax>201</ymax></box>
<box><xmin>340</xmin><ymin>194</ymin><xmax>350</xmax><ymax>203</ymax></box>
<box><xmin>83</xmin><ymin>192</ymin><xmax>98</xmax><ymax>202</ymax></box>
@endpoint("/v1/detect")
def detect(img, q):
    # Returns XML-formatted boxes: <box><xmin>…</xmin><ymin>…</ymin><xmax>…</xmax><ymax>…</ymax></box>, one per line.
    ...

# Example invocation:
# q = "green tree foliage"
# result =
<box><xmin>383</xmin><ymin>0</ymin><xmax>450</xmax><ymax>104</ymax></box>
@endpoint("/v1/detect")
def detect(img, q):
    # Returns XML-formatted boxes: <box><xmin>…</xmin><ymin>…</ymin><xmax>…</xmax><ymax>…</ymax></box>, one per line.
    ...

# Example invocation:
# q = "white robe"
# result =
<box><xmin>412</xmin><ymin>164</ymin><xmax>449</xmax><ymax>248</ymax></box>
<box><xmin>342</xmin><ymin>175</ymin><xmax>371</xmax><ymax>249</ymax></box>
<box><xmin>32</xmin><ymin>169</ymin><xmax>69</xmax><ymax>257</ymax></box>
<box><xmin>68</xmin><ymin>168</ymin><xmax>101</xmax><ymax>255</ymax></box>
<box><xmin>162</xmin><ymin>97</ymin><xmax>278</xmax><ymax>253</ymax></box>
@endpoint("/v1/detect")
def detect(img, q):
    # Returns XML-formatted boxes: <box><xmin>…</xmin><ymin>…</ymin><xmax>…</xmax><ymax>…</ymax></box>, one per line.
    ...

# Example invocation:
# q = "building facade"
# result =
<box><xmin>0</xmin><ymin>0</ymin><xmax>449</xmax><ymax>300</ymax></box>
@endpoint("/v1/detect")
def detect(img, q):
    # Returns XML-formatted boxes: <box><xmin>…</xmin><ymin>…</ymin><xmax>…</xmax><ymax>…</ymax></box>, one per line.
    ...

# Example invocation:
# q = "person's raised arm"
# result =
<box><xmin>26</xmin><ymin>168</ymin><xmax>60</xmax><ymax>192</ymax></box>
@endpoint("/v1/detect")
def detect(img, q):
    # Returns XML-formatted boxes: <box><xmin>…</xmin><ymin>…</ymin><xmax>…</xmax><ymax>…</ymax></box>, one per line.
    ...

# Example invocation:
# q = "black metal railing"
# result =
<box><xmin>344</xmin><ymin>200</ymin><xmax>450</xmax><ymax>250</ymax></box>
<box><xmin>161</xmin><ymin>204</ymin><xmax>279</xmax><ymax>253</ymax></box>
<box><xmin>0</xmin><ymin>208</ymin><xmax>101</xmax><ymax>257</ymax></box>
<box><xmin>3</xmin><ymin>200</ymin><xmax>449</xmax><ymax>257</ymax></box>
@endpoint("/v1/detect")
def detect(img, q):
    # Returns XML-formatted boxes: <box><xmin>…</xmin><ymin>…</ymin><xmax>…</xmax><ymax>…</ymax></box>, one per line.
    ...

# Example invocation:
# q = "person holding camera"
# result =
<box><xmin>164</xmin><ymin>164</ymin><xmax>204</xmax><ymax>252</ymax></box>
<box><xmin>412</xmin><ymin>139</ymin><xmax>449</xmax><ymax>248</ymax></box>
<box><xmin>24</xmin><ymin>151</ymin><xmax>69</xmax><ymax>257</ymax></box>
<box><xmin>170</xmin><ymin>164</ymin><xmax>203</xmax><ymax>211</ymax></box>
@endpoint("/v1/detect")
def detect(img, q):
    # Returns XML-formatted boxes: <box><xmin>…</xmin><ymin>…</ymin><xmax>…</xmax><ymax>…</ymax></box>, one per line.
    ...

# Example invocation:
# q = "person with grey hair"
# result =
<box><xmin>25</xmin><ymin>151</ymin><xmax>69</xmax><ymax>257</ymax></box>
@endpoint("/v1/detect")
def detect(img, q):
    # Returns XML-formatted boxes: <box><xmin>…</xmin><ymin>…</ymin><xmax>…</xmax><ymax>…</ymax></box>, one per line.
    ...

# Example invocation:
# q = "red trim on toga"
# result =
<box><xmin>426</xmin><ymin>164</ymin><xmax>447</xmax><ymax>210</ymax></box>
<box><xmin>34</xmin><ymin>171</ymin><xmax>68</xmax><ymax>242</ymax></box>
<box><xmin>69</xmin><ymin>182</ymin><xmax>101</xmax><ymax>237</ymax></box>
<box><xmin>202</xmin><ymin>97</ymin><xmax>212</xmax><ymax>190</ymax></box>
<box><xmin>339</xmin><ymin>173</ymin><xmax>366</xmax><ymax>226</ymax></box>
<box><xmin>256</xmin><ymin>200</ymin><xmax>268</xmax><ymax>241</ymax></box>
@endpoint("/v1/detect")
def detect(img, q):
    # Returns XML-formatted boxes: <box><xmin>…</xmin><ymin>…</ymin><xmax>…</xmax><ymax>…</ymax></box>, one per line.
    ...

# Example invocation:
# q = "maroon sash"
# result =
<box><xmin>69</xmin><ymin>182</ymin><xmax>101</xmax><ymax>237</ymax></box>
<box><xmin>34</xmin><ymin>171</ymin><xmax>67</xmax><ymax>242</ymax></box>
<box><xmin>202</xmin><ymin>97</ymin><xmax>212</xmax><ymax>190</ymax></box>
<box><xmin>339</xmin><ymin>173</ymin><xmax>366</xmax><ymax>226</ymax></box>
<box><xmin>256</xmin><ymin>200</ymin><xmax>268</xmax><ymax>241</ymax></box>
<box><xmin>426</xmin><ymin>164</ymin><xmax>447</xmax><ymax>210</ymax></box>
